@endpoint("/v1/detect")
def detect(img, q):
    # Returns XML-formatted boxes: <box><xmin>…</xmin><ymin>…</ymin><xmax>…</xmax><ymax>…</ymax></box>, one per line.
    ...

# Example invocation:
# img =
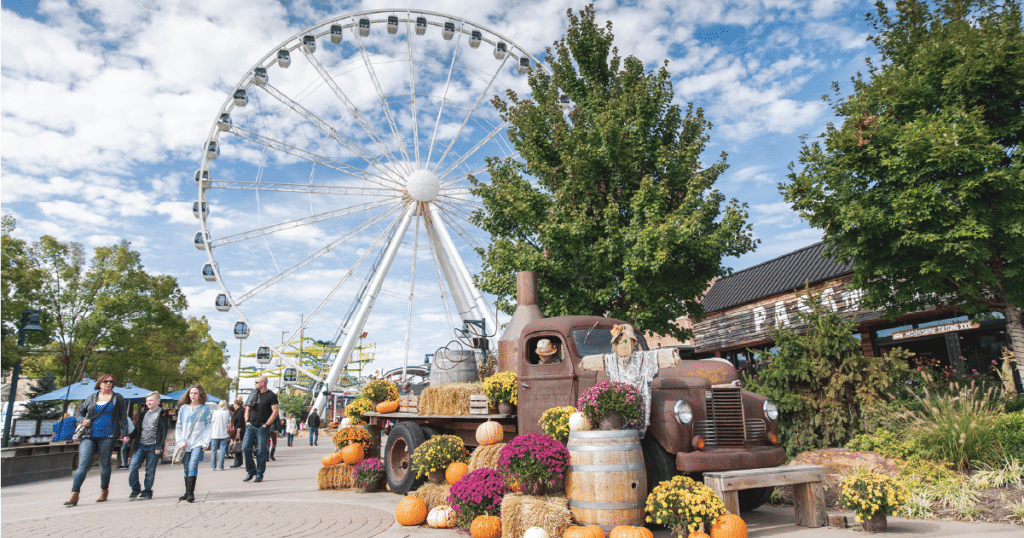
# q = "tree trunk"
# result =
<box><xmin>1004</xmin><ymin>302</ymin><xmax>1024</xmax><ymax>395</ymax></box>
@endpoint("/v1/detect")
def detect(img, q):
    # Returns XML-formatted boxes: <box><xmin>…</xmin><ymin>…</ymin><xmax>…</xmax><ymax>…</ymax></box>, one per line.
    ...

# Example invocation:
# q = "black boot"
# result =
<box><xmin>178</xmin><ymin>476</ymin><xmax>189</xmax><ymax>501</ymax></box>
<box><xmin>186</xmin><ymin>476</ymin><xmax>196</xmax><ymax>503</ymax></box>
<box><xmin>269</xmin><ymin>448</ymin><xmax>276</xmax><ymax>461</ymax></box>
<box><xmin>230</xmin><ymin>453</ymin><xmax>242</xmax><ymax>468</ymax></box>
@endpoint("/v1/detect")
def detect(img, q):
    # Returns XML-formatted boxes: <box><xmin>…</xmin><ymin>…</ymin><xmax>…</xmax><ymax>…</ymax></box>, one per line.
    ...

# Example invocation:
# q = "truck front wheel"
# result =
<box><xmin>641</xmin><ymin>434</ymin><xmax>677</xmax><ymax>492</ymax></box>
<box><xmin>385</xmin><ymin>422</ymin><xmax>426</xmax><ymax>494</ymax></box>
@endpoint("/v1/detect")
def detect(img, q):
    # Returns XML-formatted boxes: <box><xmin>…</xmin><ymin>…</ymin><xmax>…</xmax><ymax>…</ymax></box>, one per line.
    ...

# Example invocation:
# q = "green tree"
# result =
<box><xmin>471</xmin><ymin>5</ymin><xmax>756</xmax><ymax>340</ymax></box>
<box><xmin>22</xmin><ymin>372</ymin><xmax>61</xmax><ymax>420</ymax></box>
<box><xmin>780</xmin><ymin>0</ymin><xmax>1024</xmax><ymax>389</ymax></box>
<box><xmin>1</xmin><ymin>215</ymin><xmax>46</xmax><ymax>370</ymax></box>
<box><xmin>277</xmin><ymin>391</ymin><xmax>308</xmax><ymax>419</ymax></box>
<box><xmin>27</xmin><ymin>235</ymin><xmax>189</xmax><ymax>387</ymax></box>
<box><xmin>178</xmin><ymin>317</ymin><xmax>232</xmax><ymax>400</ymax></box>
<box><xmin>744</xmin><ymin>290</ymin><xmax>912</xmax><ymax>456</ymax></box>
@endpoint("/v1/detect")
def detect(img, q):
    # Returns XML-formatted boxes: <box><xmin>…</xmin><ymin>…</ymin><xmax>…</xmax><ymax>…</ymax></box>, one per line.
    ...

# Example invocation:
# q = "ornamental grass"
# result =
<box><xmin>645</xmin><ymin>475</ymin><xmax>726</xmax><ymax>535</ymax></box>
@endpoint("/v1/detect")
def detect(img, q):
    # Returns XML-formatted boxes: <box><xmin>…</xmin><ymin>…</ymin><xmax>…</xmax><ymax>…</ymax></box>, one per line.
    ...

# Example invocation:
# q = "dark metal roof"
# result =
<box><xmin>702</xmin><ymin>242</ymin><xmax>854</xmax><ymax>313</ymax></box>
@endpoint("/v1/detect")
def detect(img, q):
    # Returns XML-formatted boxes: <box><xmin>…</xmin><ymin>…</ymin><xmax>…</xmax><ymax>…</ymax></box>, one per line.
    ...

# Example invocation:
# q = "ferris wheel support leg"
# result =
<box><xmin>424</xmin><ymin>203</ymin><xmax>498</xmax><ymax>346</ymax></box>
<box><xmin>311</xmin><ymin>203</ymin><xmax>418</xmax><ymax>416</ymax></box>
<box><xmin>423</xmin><ymin>215</ymin><xmax>476</xmax><ymax>320</ymax></box>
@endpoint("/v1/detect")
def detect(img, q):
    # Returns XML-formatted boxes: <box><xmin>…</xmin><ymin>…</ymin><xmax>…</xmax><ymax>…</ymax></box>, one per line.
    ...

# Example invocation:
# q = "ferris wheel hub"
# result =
<box><xmin>405</xmin><ymin>169</ymin><xmax>440</xmax><ymax>202</ymax></box>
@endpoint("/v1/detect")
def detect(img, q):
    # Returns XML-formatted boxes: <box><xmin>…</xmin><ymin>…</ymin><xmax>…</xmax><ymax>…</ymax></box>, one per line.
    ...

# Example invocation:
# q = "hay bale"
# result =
<box><xmin>413</xmin><ymin>483</ymin><xmax>452</xmax><ymax>511</ymax></box>
<box><xmin>469</xmin><ymin>443</ymin><xmax>506</xmax><ymax>471</ymax></box>
<box><xmin>316</xmin><ymin>463</ymin><xmax>354</xmax><ymax>490</ymax></box>
<box><xmin>501</xmin><ymin>493</ymin><xmax>572</xmax><ymax>538</ymax></box>
<box><xmin>418</xmin><ymin>382</ymin><xmax>483</xmax><ymax>416</ymax></box>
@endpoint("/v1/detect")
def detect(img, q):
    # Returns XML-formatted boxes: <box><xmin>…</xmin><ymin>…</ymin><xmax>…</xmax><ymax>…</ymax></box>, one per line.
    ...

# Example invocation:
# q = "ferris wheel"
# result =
<box><xmin>193</xmin><ymin>10</ymin><xmax>549</xmax><ymax>414</ymax></box>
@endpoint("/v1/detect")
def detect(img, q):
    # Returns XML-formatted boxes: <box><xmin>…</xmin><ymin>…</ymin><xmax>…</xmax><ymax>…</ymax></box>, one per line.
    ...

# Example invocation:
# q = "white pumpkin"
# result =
<box><xmin>341</xmin><ymin>417</ymin><xmax>353</xmax><ymax>427</ymax></box>
<box><xmin>568</xmin><ymin>412</ymin><xmax>591</xmax><ymax>431</ymax></box>
<box><xmin>523</xmin><ymin>527</ymin><xmax>549</xmax><ymax>538</ymax></box>
<box><xmin>426</xmin><ymin>505</ymin><xmax>456</xmax><ymax>528</ymax></box>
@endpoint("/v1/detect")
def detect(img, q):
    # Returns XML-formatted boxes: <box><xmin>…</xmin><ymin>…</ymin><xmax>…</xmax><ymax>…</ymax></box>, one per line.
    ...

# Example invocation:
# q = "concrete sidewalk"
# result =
<box><xmin>1</xmin><ymin>441</ymin><xmax>1019</xmax><ymax>537</ymax></box>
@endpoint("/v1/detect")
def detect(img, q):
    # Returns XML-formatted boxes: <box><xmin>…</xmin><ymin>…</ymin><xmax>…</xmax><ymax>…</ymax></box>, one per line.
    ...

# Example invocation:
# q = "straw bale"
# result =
<box><xmin>501</xmin><ymin>493</ymin><xmax>572</xmax><ymax>538</ymax></box>
<box><xmin>316</xmin><ymin>463</ymin><xmax>354</xmax><ymax>490</ymax></box>
<box><xmin>469</xmin><ymin>442</ymin><xmax>506</xmax><ymax>471</ymax></box>
<box><xmin>418</xmin><ymin>383</ymin><xmax>483</xmax><ymax>416</ymax></box>
<box><xmin>413</xmin><ymin>483</ymin><xmax>452</xmax><ymax>511</ymax></box>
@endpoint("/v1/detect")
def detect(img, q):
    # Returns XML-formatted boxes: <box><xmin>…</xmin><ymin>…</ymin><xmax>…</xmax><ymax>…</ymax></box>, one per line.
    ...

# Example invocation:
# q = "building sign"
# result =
<box><xmin>891</xmin><ymin>320</ymin><xmax>979</xmax><ymax>341</ymax></box>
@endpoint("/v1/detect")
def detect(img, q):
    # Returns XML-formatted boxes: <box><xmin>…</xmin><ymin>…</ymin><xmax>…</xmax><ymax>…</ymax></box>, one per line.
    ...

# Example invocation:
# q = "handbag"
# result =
<box><xmin>72</xmin><ymin>421</ymin><xmax>89</xmax><ymax>441</ymax></box>
<box><xmin>228</xmin><ymin>438</ymin><xmax>242</xmax><ymax>454</ymax></box>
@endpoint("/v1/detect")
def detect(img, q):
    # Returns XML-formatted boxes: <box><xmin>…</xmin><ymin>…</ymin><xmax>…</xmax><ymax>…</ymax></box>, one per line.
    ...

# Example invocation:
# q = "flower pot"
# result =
<box><xmin>498</xmin><ymin>402</ymin><xmax>516</xmax><ymax>415</ymax></box>
<box><xmin>429</xmin><ymin>469</ymin><xmax>447</xmax><ymax>485</ymax></box>
<box><xmin>362</xmin><ymin>479</ymin><xmax>382</xmax><ymax>493</ymax></box>
<box><xmin>598</xmin><ymin>411</ymin><xmax>624</xmax><ymax>430</ymax></box>
<box><xmin>860</xmin><ymin>512</ymin><xmax>887</xmax><ymax>533</ymax></box>
<box><xmin>520</xmin><ymin>477</ymin><xmax>546</xmax><ymax>496</ymax></box>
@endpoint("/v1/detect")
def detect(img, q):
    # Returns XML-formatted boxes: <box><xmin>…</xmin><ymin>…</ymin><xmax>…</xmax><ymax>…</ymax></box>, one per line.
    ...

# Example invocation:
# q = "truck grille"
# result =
<box><xmin>694</xmin><ymin>388</ymin><xmax>746</xmax><ymax>447</ymax></box>
<box><xmin>745</xmin><ymin>419</ymin><xmax>766</xmax><ymax>442</ymax></box>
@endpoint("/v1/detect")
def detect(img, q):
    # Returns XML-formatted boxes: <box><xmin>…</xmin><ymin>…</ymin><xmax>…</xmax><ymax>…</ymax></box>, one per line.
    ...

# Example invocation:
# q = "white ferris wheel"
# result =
<box><xmin>193</xmin><ymin>10</ymin><xmax>552</xmax><ymax>413</ymax></box>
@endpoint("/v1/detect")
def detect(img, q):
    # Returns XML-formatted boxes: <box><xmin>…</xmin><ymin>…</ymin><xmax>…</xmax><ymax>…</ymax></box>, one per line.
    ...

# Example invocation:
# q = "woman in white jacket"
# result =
<box><xmin>176</xmin><ymin>385</ymin><xmax>212</xmax><ymax>503</ymax></box>
<box><xmin>209</xmin><ymin>400</ymin><xmax>231</xmax><ymax>471</ymax></box>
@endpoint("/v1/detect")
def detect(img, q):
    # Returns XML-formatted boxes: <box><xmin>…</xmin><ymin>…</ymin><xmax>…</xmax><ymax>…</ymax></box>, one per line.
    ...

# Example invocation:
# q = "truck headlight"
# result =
<box><xmin>674</xmin><ymin>400</ymin><xmax>693</xmax><ymax>425</ymax></box>
<box><xmin>763</xmin><ymin>400</ymin><xmax>779</xmax><ymax>421</ymax></box>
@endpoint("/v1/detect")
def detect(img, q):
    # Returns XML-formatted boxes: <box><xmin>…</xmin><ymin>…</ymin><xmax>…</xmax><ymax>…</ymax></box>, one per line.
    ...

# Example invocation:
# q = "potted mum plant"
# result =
<box><xmin>344</xmin><ymin>398</ymin><xmax>373</xmax><ymax>423</ymax></box>
<box><xmin>539</xmin><ymin>406</ymin><xmax>576</xmax><ymax>443</ymax></box>
<box><xmin>645</xmin><ymin>475</ymin><xmax>726</xmax><ymax>536</ymax></box>
<box><xmin>351</xmin><ymin>458</ymin><xmax>385</xmax><ymax>492</ymax></box>
<box><xmin>332</xmin><ymin>425</ymin><xmax>373</xmax><ymax>452</ymax></box>
<box><xmin>482</xmin><ymin>371</ymin><xmax>518</xmax><ymax>414</ymax></box>
<box><xmin>447</xmin><ymin>467</ymin><xmax>505</xmax><ymax>531</ymax></box>
<box><xmin>577</xmin><ymin>381</ymin><xmax>642</xmax><ymax>430</ymax></box>
<box><xmin>411</xmin><ymin>434</ymin><xmax>469</xmax><ymax>484</ymax></box>
<box><xmin>839</xmin><ymin>469</ymin><xmax>909</xmax><ymax>532</ymax></box>
<box><xmin>495</xmin><ymin>433</ymin><xmax>570</xmax><ymax>495</ymax></box>
<box><xmin>362</xmin><ymin>379</ymin><xmax>399</xmax><ymax>405</ymax></box>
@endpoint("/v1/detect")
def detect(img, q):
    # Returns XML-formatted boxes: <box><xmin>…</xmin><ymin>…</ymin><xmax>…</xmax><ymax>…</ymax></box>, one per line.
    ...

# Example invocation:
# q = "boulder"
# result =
<box><xmin>789</xmin><ymin>448</ymin><xmax>900</xmax><ymax>478</ymax></box>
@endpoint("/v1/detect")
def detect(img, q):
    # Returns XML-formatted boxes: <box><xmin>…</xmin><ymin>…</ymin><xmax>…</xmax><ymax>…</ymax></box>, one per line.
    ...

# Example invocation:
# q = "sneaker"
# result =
<box><xmin>243</xmin><ymin>474</ymin><xmax>255</xmax><ymax>482</ymax></box>
<box><xmin>253</xmin><ymin>475</ymin><xmax>264</xmax><ymax>483</ymax></box>
<box><xmin>139</xmin><ymin>494</ymin><xmax>152</xmax><ymax>500</ymax></box>
<box><xmin>129</xmin><ymin>491</ymin><xmax>140</xmax><ymax>501</ymax></box>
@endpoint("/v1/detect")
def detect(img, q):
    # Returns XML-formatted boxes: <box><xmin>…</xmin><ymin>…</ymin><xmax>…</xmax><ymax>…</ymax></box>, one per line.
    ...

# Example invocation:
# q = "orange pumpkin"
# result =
<box><xmin>476</xmin><ymin>420</ymin><xmax>503</xmax><ymax>446</ymax></box>
<box><xmin>687</xmin><ymin>533</ymin><xmax>711</xmax><ymax>538</ymax></box>
<box><xmin>376</xmin><ymin>399</ymin><xmax>399</xmax><ymax>413</ymax></box>
<box><xmin>586</xmin><ymin>525</ymin><xmax>606</xmax><ymax>538</ymax></box>
<box><xmin>470</xmin><ymin>514</ymin><xmax>502</xmax><ymax>538</ymax></box>
<box><xmin>564</xmin><ymin>526</ymin><xmax>591</xmax><ymax>538</ymax></box>
<box><xmin>395</xmin><ymin>495</ymin><xmax>428</xmax><ymax>526</ymax></box>
<box><xmin>609</xmin><ymin>526</ymin><xmax>652</xmax><ymax>538</ymax></box>
<box><xmin>710</xmin><ymin>514</ymin><xmax>747</xmax><ymax>538</ymax></box>
<box><xmin>321</xmin><ymin>451</ymin><xmax>344</xmax><ymax>467</ymax></box>
<box><xmin>341</xmin><ymin>443</ymin><xmax>364</xmax><ymax>465</ymax></box>
<box><xmin>446</xmin><ymin>461</ymin><xmax>470</xmax><ymax>484</ymax></box>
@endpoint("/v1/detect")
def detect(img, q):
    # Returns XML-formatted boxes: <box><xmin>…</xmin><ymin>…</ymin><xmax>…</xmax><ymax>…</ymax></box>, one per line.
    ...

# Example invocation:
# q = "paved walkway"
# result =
<box><xmin>1</xmin><ymin>440</ymin><xmax>1020</xmax><ymax>537</ymax></box>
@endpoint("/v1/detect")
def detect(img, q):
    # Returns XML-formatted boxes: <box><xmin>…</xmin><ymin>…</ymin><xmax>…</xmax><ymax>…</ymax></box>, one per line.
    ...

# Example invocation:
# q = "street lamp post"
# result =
<box><xmin>3</xmin><ymin>309</ymin><xmax>43</xmax><ymax>448</ymax></box>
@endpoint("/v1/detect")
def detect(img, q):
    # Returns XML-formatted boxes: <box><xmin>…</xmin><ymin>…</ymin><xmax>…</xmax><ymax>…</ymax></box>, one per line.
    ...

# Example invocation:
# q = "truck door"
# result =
<box><xmin>517</xmin><ymin>333</ymin><xmax>575</xmax><ymax>435</ymax></box>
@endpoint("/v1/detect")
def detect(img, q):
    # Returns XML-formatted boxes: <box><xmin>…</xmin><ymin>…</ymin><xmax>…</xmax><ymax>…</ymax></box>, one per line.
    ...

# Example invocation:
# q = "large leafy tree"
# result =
<box><xmin>26</xmin><ymin>235</ymin><xmax>189</xmax><ymax>387</ymax></box>
<box><xmin>471</xmin><ymin>6</ymin><xmax>756</xmax><ymax>339</ymax></box>
<box><xmin>781</xmin><ymin>0</ymin><xmax>1024</xmax><ymax>389</ymax></box>
<box><xmin>1</xmin><ymin>215</ymin><xmax>46</xmax><ymax>370</ymax></box>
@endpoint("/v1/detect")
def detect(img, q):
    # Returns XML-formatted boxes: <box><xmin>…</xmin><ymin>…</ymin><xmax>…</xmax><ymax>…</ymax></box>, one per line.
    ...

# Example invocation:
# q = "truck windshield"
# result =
<box><xmin>572</xmin><ymin>328</ymin><xmax>648</xmax><ymax>356</ymax></box>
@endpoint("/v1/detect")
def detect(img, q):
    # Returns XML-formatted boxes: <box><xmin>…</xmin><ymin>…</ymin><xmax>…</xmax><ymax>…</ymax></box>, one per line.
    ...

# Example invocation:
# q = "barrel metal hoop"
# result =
<box><xmin>568</xmin><ymin>500</ymin><xmax>645</xmax><ymax>510</ymax></box>
<box><xmin>566</xmin><ymin>443</ymin><xmax>641</xmax><ymax>452</ymax></box>
<box><xmin>569</xmin><ymin>462</ymin><xmax>645</xmax><ymax>472</ymax></box>
<box><xmin>568</xmin><ymin>430</ymin><xmax>639</xmax><ymax>439</ymax></box>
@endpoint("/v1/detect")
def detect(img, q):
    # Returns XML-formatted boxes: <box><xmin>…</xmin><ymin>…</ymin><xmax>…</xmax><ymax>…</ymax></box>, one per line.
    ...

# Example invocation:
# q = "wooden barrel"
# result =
<box><xmin>566</xmin><ymin>430</ymin><xmax>647</xmax><ymax>530</ymax></box>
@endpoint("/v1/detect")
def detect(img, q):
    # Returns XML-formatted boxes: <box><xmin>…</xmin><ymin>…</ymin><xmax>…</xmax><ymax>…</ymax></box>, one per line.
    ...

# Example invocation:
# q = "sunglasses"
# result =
<box><xmin>101</xmin><ymin>380</ymin><xmax>114</xmax><ymax>384</ymax></box>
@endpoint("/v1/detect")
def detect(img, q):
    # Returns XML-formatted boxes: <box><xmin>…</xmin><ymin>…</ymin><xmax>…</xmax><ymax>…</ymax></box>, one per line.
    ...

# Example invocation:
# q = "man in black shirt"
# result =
<box><xmin>306</xmin><ymin>408</ymin><xmax>320</xmax><ymax>446</ymax></box>
<box><xmin>241</xmin><ymin>376</ymin><xmax>279</xmax><ymax>483</ymax></box>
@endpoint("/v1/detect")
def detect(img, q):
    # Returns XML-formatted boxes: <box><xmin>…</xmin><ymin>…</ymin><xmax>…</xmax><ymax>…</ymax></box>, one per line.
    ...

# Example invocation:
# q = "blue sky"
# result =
<box><xmin>1</xmin><ymin>0</ymin><xmax>880</xmax><ymax>386</ymax></box>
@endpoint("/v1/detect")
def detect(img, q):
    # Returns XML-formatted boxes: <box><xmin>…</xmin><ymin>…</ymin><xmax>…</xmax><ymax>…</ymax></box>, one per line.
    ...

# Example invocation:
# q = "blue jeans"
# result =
<box><xmin>71</xmin><ymin>437</ymin><xmax>115</xmax><ymax>492</ymax></box>
<box><xmin>128</xmin><ymin>443</ymin><xmax>160</xmax><ymax>495</ymax></box>
<box><xmin>242</xmin><ymin>424</ymin><xmax>269</xmax><ymax>476</ymax></box>
<box><xmin>210</xmin><ymin>438</ymin><xmax>229</xmax><ymax>469</ymax></box>
<box><xmin>309</xmin><ymin>428</ymin><xmax>318</xmax><ymax>445</ymax></box>
<box><xmin>286</xmin><ymin>433</ymin><xmax>294</xmax><ymax>445</ymax></box>
<box><xmin>182</xmin><ymin>446</ymin><xmax>204</xmax><ymax>477</ymax></box>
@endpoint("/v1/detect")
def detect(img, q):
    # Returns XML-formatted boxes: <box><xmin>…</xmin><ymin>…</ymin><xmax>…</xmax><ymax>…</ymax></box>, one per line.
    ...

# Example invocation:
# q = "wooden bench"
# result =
<box><xmin>703</xmin><ymin>465</ymin><xmax>827</xmax><ymax>527</ymax></box>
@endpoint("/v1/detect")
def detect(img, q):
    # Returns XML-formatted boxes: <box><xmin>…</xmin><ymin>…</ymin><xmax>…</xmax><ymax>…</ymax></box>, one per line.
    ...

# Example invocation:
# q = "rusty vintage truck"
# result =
<box><xmin>365</xmin><ymin>272</ymin><xmax>785</xmax><ymax>510</ymax></box>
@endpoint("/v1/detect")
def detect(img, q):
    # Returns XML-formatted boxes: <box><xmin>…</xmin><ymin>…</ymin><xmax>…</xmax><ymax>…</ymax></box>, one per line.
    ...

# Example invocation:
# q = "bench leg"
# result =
<box><xmin>792</xmin><ymin>481</ymin><xmax>827</xmax><ymax>527</ymax></box>
<box><xmin>705</xmin><ymin>477</ymin><xmax>741</xmax><ymax>515</ymax></box>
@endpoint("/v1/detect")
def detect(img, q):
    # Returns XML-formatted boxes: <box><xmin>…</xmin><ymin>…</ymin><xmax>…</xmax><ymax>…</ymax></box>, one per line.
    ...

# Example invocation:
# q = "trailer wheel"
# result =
<box><xmin>738</xmin><ymin>486</ymin><xmax>774</xmax><ymax>512</ymax></box>
<box><xmin>385</xmin><ymin>422</ymin><xmax>426</xmax><ymax>494</ymax></box>
<box><xmin>641</xmin><ymin>434</ymin><xmax>677</xmax><ymax>492</ymax></box>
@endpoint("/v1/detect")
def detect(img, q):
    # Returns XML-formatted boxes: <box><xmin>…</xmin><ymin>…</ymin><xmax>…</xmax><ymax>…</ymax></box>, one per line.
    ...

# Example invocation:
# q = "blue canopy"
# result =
<box><xmin>29</xmin><ymin>378</ymin><xmax>170</xmax><ymax>404</ymax></box>
<box><xmin>165</xmin><ymin>388</ymin><xmax>222</xmax><ymax>403</ymax></box>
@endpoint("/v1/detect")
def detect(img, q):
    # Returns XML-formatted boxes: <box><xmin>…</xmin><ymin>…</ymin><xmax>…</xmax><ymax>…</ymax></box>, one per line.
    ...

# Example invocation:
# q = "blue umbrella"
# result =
<box><xmin>165</xmin><ymin>388</ymin><xmax>222</xmax><ymax>403</ymax></box>
<box><xmin>113</xmin><ymin>384</ymin><xmax>167</xmax><ymax>404</ymax></box>
<box><xmin>28</xmin><ymin>378</ymin><xmax>98</xmax><ymax>401</ymax></box>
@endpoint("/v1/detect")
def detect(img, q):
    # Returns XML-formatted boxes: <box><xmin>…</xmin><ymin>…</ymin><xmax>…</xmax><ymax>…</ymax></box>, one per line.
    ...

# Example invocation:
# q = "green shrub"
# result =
<box><xmin>846</xmin><ymin>429</ymin><xmax>922</xmax><ymax>460</ymax></box>
<box><xmin>896</xmin><ymin>383</ymin><xmax>1004</xmax><ymax>472</ymax></box>
<box><xmin>1003</xmin><ymin>395</ymin><xmax>1024</xmax><ymax>414</ymax></box>
<box><xmin>994</xmin><ymin>411</ymin><xmax>1024</xmax><ymax>462</ymax></box>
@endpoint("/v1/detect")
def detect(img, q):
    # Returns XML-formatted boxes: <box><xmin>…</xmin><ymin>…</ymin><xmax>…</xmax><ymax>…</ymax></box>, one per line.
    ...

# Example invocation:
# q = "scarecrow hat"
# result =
<box><xmin>536</xmin><ymin>338</ymin><xmax>558</xmax><ymax>357</ymax></box>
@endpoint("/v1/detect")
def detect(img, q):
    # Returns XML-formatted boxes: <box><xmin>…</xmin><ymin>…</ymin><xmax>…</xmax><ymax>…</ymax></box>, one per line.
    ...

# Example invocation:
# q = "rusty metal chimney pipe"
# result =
<box><xmin>497</xmin><ymin>271</ymin><xmax>544</xmax><ymax>374</ymax></box>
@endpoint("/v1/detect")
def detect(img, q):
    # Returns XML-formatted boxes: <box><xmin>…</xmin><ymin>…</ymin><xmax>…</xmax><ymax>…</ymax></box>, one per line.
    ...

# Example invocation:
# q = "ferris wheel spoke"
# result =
<box><xmin>405</xmin><ymin>13</ymin><xmax>421</xmax><ymax>168</ymax></box>
<box><xmin>256</xmin><ymin>82</ymin><xmax>403</xmax><ymax>183</ymax></box>
<box><xmin>425</xmin><ymin>25</ymin><xmax>463</xmax><ymax>168</ymax></box>
<box><xmin>436</xmin><ymin>121</ymin><xmax>509</xmax><ymax>180</ymax></box>
<box><xmin>431</xmin><ymin>51</ymin><xmax>511</xmax><ymax>176</ymax></box>
<box><xmin>436</xmin><ymin>198</ymin><xmax>482</xmax><ymax>225</ymax></box>
<box><xmin>436</xmin><ymin>208</ymin><xmax>486</xmax><ymax>252</ymax></box>
<box><xmin>351</xmin><ymin>30</ymin><xmax>413</xmax><ymax>172</ymax></box>
<box><xmin>439</xmin><ymin>162</ymin><xmax>494</xmax><ymax>189</ymax></box>
<box><xmin>299</xmin><ymin>48</ymin><xmax>409</xmax><ymax>174</ymax></box>
<box><xmin>232</xmin><ymin>205</ymin><xmax>404</xmax><ymax>305</ymax></box>
<box><xmin>229</xmin><ymin>126</ymin><xmax>396</xmax><ymax>187</ymax></box>
<box><xmin>402</xmin><ymin>215</ymin><xmax>420</xmax><ymax>375</ymax></box>
<box><xmin>209</xmin><ymin>180</ymin><xmax>396</xmax><ymax>197</ymax></box>
<box><xmin>210</xmin><ymin>198</ymin><xmax>401</xmax><ymax>248</ymax></box>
